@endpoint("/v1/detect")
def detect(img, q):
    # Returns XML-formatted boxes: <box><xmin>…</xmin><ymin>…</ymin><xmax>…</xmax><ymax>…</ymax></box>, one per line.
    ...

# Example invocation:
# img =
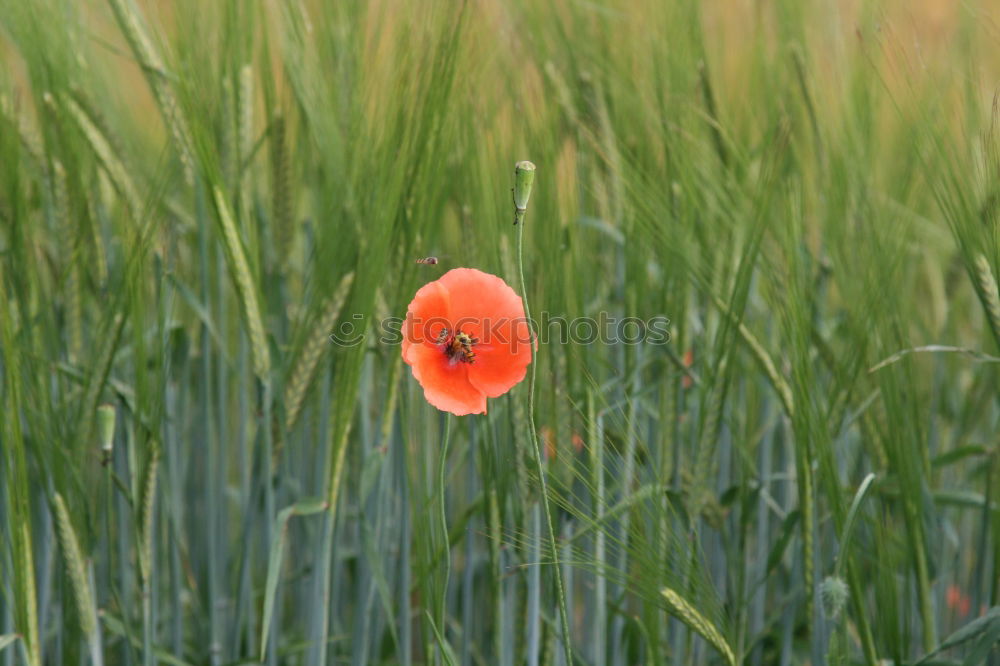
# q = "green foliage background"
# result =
<box><xmin>1</xmin><ymin>0</ymin><xmax>999</xmax><ymax>664</ymax></box>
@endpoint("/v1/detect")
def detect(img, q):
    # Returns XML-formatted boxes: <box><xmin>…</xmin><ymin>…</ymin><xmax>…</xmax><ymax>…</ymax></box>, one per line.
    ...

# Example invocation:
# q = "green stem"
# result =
<box><xmin>262</xmin><ymin>380</ymin><xmax>276</xmax><ymax>666</ymax></box>
<box><xmin>438</xmin><ymin>413</ymin><xmax>453</xmax><ymax>651</ymax></box>
<box><xmin>514</xmin><ymin>165</ymin><xmax>573</xmax><ymax>665</ymax></box>
<box><xmin>912</xmin><ymin>507</ymin><xmax>937</xmax><ymax>653</ymax></box>
<box><xmin>314</xmin><ymin>419</ymin><xmax>353</xmax><ymax>666</ymax></box>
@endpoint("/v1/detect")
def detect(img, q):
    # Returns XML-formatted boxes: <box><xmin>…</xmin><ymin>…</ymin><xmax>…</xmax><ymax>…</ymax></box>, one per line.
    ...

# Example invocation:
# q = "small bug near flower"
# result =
<box><xmin>415</xmin><ymin>256</ymin><xmax>439</xmax><ymax>265</ymax></box>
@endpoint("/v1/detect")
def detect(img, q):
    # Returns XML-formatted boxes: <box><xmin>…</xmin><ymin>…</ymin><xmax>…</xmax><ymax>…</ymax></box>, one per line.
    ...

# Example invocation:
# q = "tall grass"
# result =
<box><xmin>1</xmin><ymin>0</ymin><xmax>1000</xmax><ymax>664</ymax></box>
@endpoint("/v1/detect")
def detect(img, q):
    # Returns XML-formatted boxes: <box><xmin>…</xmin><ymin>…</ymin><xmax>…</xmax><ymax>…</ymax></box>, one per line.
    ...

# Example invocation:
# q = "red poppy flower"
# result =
<box><xmin>682</xmin><ymin>348</ymin><xmax>694</xmax><ymax>389</ymax></box>
<box><xmin>946</xmin><ymin>584</ymin><xmax>971</xmax><ymax>617</ymax></box>
<box><xmin>402</xmin><ymin>268</ymin><xmax>532</xmax><ymax>415</ymax></box>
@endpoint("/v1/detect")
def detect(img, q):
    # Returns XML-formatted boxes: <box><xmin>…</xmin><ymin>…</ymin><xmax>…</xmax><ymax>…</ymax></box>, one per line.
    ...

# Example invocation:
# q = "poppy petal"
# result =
<box><xmin>466</xmin><ymin>316</ymin><xmax>532</xmax><ymax>397</ymax></box>
<box><xmin>402</xmin><ymin>280</ymin><xmax>451</xmax><ymax>363</ymax></box>
<box><xmin>436</xmin><ymin>268</ymin><xmax>527</xmax><ymax>341</ymax></box>
<box><xmin>406</xmin><ymin>343</ymin><xmax>487</xmax><ymax>415</ymax></box>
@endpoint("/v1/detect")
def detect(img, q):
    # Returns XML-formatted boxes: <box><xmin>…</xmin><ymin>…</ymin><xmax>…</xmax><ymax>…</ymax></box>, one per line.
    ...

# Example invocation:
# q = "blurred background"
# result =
<box><xmin>2</xmin><ymin>0</ymin><xmax>1000</xmax><ymax>664</ymax></box>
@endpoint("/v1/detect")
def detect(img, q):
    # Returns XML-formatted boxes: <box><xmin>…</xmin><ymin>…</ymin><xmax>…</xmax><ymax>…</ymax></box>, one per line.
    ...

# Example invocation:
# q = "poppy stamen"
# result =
<box><xmin>437</xmin><ymin>328</ymin><xmax>477</xmax><ymax>364</ymax></box>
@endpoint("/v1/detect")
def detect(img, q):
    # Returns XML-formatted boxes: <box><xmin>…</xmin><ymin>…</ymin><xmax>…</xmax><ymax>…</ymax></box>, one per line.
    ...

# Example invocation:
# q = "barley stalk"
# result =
<box><xmin>283</xmin><ymin>271</ymin><xmax>355</xmax><ymax>432</ymax></box>
<box><xmin>797</xmin><ymin>438</ymin><xmax>816</xmax><ymax>650</ymax></box>
<box><xmin>691</xmin><ymin>354</ymin><xmax>729</xmax><ymax>513</ymax></box>
<box><xmin>973</xmin><ymin>253</ymin><xmax>1000</xmax><ymax>348</ymax></box>
<box><xmin>270</xmin><ymin>113</ymin><xmax>293</xmax><ymax>262</ymax></box>
<box><xmin>213</xmin><ymin>187</ymin><xmax>271</xmax><ymax>381</ymax></box>
<box><xmin>80</xmin><ymin>313</ymin><xmax>126</xmax><ymax>447</ymax></box>
<box><xmin>19</xmin><ymin>522</ymin><xmax>42</xmax><ymax>666</ymax></box>
<box><xmin>64</xmin><ymin>96</ymin><xmax>142</xmax><ymax>221</ymax></box>
<box><xmin>138</xmin><ymin>446</ymin><xmax>160</xmax><ymax>585</ymax></box>
<box><xmin>106</xmin><ymin>0</ymin><xmax>195</xmax><ymax>184</ymax></box>
<box><xmin>709</xmin><ymin>290</ymin><xmax>794</xmax><ymax>417</ymax></box>
<box><xmin>52</xmin><ymin>161</ymin><xmax>83</xmax><ymax>362</ymax></box>
<box><xmin>660</xmin><ymin>587</ymin><xmax>736</xmax><ymax>666</ymax></box>
<box><xmin>85</xmin><ymin>188</ymin><xmax>110</xmax><ymax>286</ymax></box>
<box><xmin>0</xmin><ymin>262</ymin><xmax>41</xmax><ymax>666</ymax></box>
<box><xmin>53</xmin><ymin>492</ymin><xmax>97</xmax><ymax>637</ymax></box>
<box><xmin>238</xmin><ymin>65</ymin><xmax>255</xmax><ymax>229</ymax></box>
<box><xmin>238</xmin><ymin>65</ymin><xmax>254</xmax><ymax>168</ymax></box>
<box><xmin>221</xmin><ymin>76</ymin><xmax>237</xmax><ymax>188</ymax></box>
<box><xmin>0</xmin><ymin>96</ymin><xmax>48</xmax><ymax>181</ymax></box>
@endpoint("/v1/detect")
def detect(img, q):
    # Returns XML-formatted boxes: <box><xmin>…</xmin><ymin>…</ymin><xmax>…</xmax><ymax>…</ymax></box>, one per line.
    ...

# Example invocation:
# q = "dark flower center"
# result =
<box><xmin>436</xmin><ymin>328</ymin><xmax>478</xmax><ymax>364</ymax></box>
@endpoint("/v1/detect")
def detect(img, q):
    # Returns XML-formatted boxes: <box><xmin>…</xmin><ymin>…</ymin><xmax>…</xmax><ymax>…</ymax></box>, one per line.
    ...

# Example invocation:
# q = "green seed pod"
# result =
<box><xmin>513</xmin><ymin>160</ymin><xmax>536</xmax><ymax>224</ymax></box>
<box><xmin>97</xmin><ymin>403</ymin><xmax>116</xmax><ymax>455</ymax></box>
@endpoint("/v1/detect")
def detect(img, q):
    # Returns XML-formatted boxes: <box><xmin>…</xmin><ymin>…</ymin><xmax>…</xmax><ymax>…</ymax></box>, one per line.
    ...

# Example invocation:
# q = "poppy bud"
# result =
<box><xmin>97</xmin><ymin>403</ymin><xmax>116</xmax><ymax>457</ymax></box>
<box><xmin>513</xmin><ymin>160</ymin><xmax>536</xmax><ymax>224</ymax></box>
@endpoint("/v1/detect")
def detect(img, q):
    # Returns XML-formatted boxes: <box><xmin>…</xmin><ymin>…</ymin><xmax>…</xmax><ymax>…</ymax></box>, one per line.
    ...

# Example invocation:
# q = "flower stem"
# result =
<box><xmin>513</xmin><ymin>161</ymin><xmax>574</xmax><ymax>665</ymax></box>
<box><xmin>438</xmin><ymin>412</ymin><xmax>453</xmax><ymax>654</ymax></box>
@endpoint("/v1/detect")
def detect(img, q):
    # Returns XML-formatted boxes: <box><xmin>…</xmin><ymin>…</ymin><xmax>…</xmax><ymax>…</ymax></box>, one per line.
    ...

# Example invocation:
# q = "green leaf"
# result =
<box><xmin>765</xmin><ymin>510</ymin><xmax>800</xmax><ymax>578</ymax></box>
<box><xmin>0</xmin><ymin>635</ymin><xmax>19</xmax><ymax>654</ymax></box>
<box><xmin>932</xmin><ymin>446</ymin><xmax>988</xmax><ymax>469</ymax></box>
<box><xmin>835</xmin><ymin>473</ymin><xmax>877</xmax><ymax>576</ymax></box>
<box><xmin>916</xmin><ymin>607</ymin><xmax>1000</xmax><ymax>665</ymax></box>
<box><xmin>260</xmin><ymin>498</ymin><xmax>328</xmax><ymax>660</ymax></box>
<box><xmin>101</xmin><ymin>613</ymin><xmax>193</xmax><ymax>666</ymax></box>
<box><xmin>424</xmin><ymin>609</ymin><xmax>458</xmax><ymax>666</ymax></box>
